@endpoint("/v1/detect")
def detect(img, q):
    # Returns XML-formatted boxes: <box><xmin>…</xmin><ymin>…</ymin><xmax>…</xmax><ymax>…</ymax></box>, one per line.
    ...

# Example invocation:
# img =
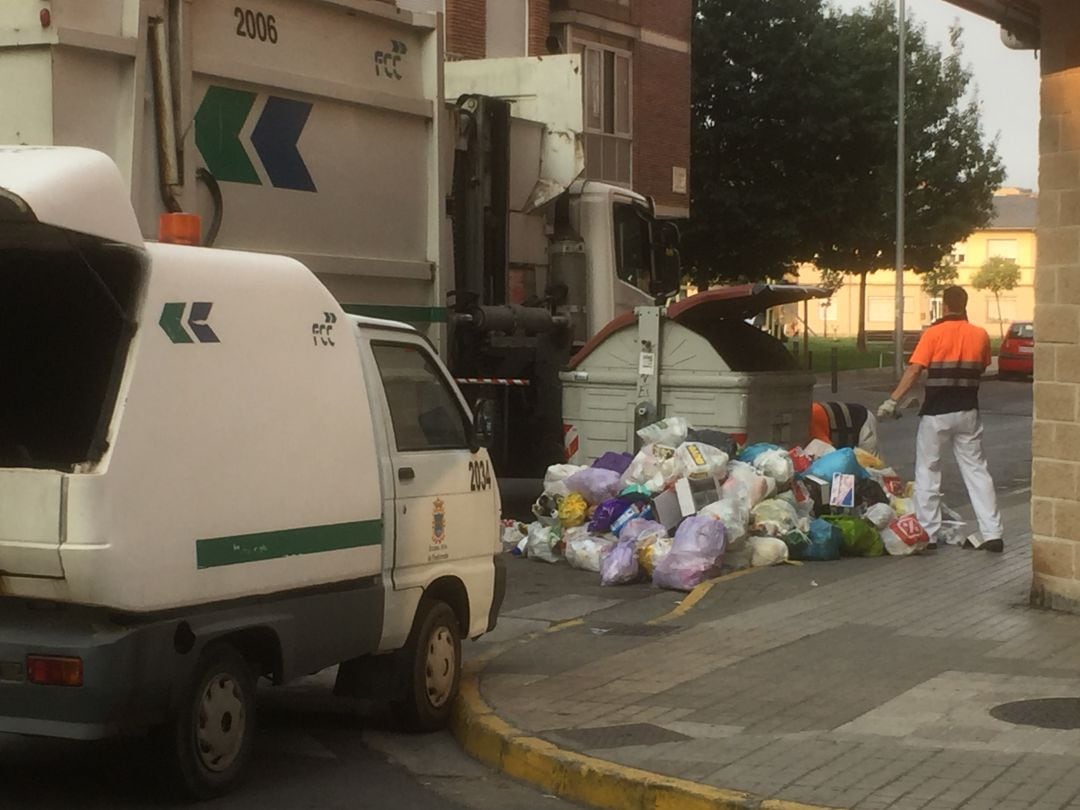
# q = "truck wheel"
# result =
<box><xmin>392</xmin><ymin>599</ymin><xmax>462</xmax><ymax>732</ymax></box>
<box><xmin>168</xmin><ymin>643</ymin><xmax>257</xmax><ymax>799</ymax></box>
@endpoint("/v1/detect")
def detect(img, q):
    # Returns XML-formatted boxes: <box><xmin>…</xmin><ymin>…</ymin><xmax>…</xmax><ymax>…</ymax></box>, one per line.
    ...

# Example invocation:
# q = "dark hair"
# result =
<box><xmin>943</xmin><ymin>286</ymin><xmax>968</xmax><ymax>313</ymax></box>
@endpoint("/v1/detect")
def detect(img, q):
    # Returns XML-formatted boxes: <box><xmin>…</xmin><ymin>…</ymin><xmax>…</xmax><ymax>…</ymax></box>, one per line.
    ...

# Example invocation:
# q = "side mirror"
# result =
<box><xmin>651</xmin><ymin>246</ymin><xmax>681</xmax><ymax>301</ymax></box>
<box><xmin>472</xmin><ymin>398</ymin><xmax>496</xmax><ymax>452</ymax></box>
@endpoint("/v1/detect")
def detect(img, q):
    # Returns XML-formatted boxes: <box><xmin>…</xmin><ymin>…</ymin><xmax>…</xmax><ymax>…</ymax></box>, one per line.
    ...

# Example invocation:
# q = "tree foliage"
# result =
<box><xmin>972</xmin><ymin>256</ymin><xmax>1021</xmax><ymax>339</ymax></box>
<box><xmin>922</xmin><ymin>257</ymin><xmax>959</xmax><ymax>298</ymax></box>
<box><xmin>686</xmin><ymin>0</ymin><xmax>1005</xmax><ymax>296</ymax></box>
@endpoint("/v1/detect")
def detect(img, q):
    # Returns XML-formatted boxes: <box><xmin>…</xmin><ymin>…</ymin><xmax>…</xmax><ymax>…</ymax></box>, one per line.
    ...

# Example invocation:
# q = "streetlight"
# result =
<box><xmin>894</xmin><ymin>0</ymin><xmax>906</xmax><ymax>380</ymax></box>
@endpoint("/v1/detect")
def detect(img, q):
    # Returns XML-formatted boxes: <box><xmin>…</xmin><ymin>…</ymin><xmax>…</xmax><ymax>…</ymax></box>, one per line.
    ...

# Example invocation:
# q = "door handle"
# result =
<box><xmin>398</xmin><ymin>467</ymin><xmax>415</xmax><ymax>482</ymax></box>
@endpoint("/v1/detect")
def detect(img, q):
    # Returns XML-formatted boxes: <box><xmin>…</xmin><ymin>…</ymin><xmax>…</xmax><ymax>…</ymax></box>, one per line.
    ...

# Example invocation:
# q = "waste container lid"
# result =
<box><xmin>569</xmin><ymin>283</ymin><xmax>830</xmax><ymax>369</ymax></box>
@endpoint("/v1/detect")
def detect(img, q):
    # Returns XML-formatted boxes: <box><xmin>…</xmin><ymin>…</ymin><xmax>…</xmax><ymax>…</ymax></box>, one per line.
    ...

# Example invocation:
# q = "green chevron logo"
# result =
<box><xmin>195</xmin><ymin>86</ymin><xmax>260</xmax><ymax>185</ymax></box>
<box><xmin>159</xmin><ymin>302</ymin><xmax>220</xmax><ymax>344</ymax></box>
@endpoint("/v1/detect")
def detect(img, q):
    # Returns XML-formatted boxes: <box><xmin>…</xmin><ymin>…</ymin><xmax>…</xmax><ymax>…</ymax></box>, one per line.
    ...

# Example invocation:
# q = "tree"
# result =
<box><xmin>972</xmin><ymin>256</ymin><xmax>1021</xmax><ymax>340</ymax></box>
<box><xmin>922</xmin><ymin>257</ymin><xmax>959</xmax><ymax>298</ymax></box>
<box><xmin>687</xmin><ymin>0</ymin><xmax>1004</xmax><ymax>350</ymax></box>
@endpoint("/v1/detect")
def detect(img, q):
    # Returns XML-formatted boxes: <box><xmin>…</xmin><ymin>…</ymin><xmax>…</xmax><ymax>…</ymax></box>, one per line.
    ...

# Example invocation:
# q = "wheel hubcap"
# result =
<box><xmin>424</xmin><ymin>625</ymin><xmax>456</xmax><ymax>709</ymax></box>
<box><xmin>196</xmin><ymin>672</ymin><xmax>246</xmax><ymax>772</ymax></box>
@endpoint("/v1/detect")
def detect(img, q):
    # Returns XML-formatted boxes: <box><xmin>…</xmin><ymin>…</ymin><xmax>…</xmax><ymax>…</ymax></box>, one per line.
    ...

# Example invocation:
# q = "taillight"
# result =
<box><xmin>26</xmin><ymin>655</ymin><xmax>83</xmax><ymax>687</ymax></box>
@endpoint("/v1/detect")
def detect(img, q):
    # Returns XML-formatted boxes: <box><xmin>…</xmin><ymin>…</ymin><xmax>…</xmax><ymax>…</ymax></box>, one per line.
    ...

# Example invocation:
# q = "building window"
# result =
<box><xmin>580</xmin><ymin>43</ymin><xmax>631</xmax><ymax>185</ymax></box>
<box><xmin>486</xmin><ymin>0</ymin><xmax>527</xmax><ymax>57</ymax></box>
<box><xmin>868</xmin><ymin>296</ymin><xmax>915</xmax><ymax>323</ymax></box>
<box><xmin>987</xmin><ymin>239</ymin><xmax>1018</xmax><ymax>260</ymax></box>
<box><xmin>986</xmin><ymin>297</ymin><xmax>1017</xmax><ymax>323</ymax></box>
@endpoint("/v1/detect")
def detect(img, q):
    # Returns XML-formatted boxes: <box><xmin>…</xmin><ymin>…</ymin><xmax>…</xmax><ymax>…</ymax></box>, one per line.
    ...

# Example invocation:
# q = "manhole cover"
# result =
<box><xmin>551</xmin><ymin>722</ymin><xmax>691</xmax><ymax>749</ymax></box>
<box><xmin>990</xmin><ymin>698</ymin><xmax>1080</xmax><ymax>729</ymax></box>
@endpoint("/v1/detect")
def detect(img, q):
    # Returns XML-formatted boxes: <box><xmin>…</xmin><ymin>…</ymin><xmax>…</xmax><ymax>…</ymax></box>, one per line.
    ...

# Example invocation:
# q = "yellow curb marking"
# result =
<box><xmin>454</xmin><ymin>564</ymin><xmax>843</xmax><ymax>810</ymax></box>
<box><xmin>646</xmin><ymin>566</ymin><xmax>765</xmax><ymax>626</ymax></box>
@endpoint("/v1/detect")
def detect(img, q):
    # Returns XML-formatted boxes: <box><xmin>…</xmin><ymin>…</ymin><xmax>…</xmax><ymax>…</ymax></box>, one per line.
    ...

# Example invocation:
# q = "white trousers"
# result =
<box><xmin>914</xmin><ymin>410</ymin><xmax>1004</xmax><ymax>541</ymax></box>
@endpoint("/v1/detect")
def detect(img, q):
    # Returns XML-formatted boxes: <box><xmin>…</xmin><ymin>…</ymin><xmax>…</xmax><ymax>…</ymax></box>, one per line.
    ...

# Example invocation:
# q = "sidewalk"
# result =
<box><xmin>458</xmin><ymin>496</ymin><xmax>1080</xmax><ymax>810</ymax></box>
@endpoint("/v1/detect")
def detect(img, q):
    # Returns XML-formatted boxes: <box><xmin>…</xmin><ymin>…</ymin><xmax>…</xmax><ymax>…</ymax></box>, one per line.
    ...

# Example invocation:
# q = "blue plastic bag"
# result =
<box><xmin>803</xmin><ymin>448</ymin><xmax>868</xmax><ymax>482</ymax></box>
<box><xmin>804</xmin><ymin>518</ymin><xmax>843</xmax><ymax>561</ymax></box>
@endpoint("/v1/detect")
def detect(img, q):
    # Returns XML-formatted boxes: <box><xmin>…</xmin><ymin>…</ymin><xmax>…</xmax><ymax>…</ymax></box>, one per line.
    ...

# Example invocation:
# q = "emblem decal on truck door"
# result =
<box><xmin>159</xmin><ymin>302</ymin><xmax>221</xmax><ymax>344</ymax></box>
<box><xmin>429</xmin><ymin>499</ymin><xmax>449</xmax><ymax>562</ymax></box>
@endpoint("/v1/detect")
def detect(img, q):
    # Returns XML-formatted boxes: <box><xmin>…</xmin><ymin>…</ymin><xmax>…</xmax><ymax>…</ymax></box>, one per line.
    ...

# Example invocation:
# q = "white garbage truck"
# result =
<box><xmin>0</xmin><ymin>1</ymin><xmax>825</xmax><ymax>474</ymax></box>
<box><xmin>0</xmin><ymin>146</ymin><xmax>505</xmax><ymax>797</ymax></box>
<box><xmin>0</xmin><ymin>0</ymin><xmax>685</xmax><ymax>479</ymax></box>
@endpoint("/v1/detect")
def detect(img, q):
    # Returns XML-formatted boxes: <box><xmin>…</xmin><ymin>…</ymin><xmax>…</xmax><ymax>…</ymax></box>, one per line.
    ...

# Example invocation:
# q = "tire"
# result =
<box><xmin>392</xmin><ymin>599</ymin><xmax>462</xmax><ymax>732</ymax></box>
<box><xmin>998</xmin><ymin>371</ymin><xmax>1015</xmax><ymax>381</ymax></box>
<box><xmin>167</xmin><ymin>643</ymin><xmax>257</xmax><ymax>799</ymax></box>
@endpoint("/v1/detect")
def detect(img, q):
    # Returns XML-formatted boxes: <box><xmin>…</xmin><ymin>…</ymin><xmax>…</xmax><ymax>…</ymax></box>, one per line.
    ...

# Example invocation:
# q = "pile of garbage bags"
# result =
<box><xmin>503</xmin><ymin>417</ymin><xmax>931</xmax><ymax>592</ymax></box>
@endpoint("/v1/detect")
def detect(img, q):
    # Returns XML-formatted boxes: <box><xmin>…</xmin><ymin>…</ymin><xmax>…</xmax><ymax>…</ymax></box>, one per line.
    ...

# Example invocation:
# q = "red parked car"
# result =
<box><xmin>997</xmin><ymin>321</ymin><xmax>1034</xmax><ymax>380</ymax></box>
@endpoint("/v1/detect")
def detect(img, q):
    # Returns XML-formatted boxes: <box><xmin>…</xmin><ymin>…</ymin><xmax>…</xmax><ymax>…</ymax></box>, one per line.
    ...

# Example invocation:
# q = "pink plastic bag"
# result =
<box><xmin>652</xmin><ymin>515</ymin><xmax>726</xmax><ymax>591</ymax></box>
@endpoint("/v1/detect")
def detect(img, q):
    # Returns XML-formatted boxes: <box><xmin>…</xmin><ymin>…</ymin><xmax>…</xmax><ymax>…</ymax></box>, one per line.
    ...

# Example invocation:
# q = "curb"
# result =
<box><xmin>451</xmin><ymin>569</ymin><xmax>840</xmax><ymax>810</ymax></box>
<box><xmin>451</xmin><ymin>672</ymin><xmax>835</xmax><ymax>810</ymax></box>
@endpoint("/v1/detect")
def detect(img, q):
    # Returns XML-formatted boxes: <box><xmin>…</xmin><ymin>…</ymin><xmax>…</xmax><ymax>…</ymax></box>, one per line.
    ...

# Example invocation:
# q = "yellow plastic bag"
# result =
<box><xmin>558</xmin><ymin>493</ymin><xmax>589</xmax><ymax>528</ymax></box>
<box><xmin>854</xmin><ymin>447</ymin><xmax>885</xmax><ymax>470</ymax></box>
<box><xmin>638</xmin><ymin>535</ymin><xmax>672</xmax><ymax>577</ymax></box>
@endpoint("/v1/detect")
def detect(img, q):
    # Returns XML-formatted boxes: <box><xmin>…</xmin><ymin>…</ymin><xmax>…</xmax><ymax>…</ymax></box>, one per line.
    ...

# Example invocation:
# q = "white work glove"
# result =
<box><xmin>877</xmin><ymin>398</ymin><xmax>899</xmax><ymax>420</ymax></box>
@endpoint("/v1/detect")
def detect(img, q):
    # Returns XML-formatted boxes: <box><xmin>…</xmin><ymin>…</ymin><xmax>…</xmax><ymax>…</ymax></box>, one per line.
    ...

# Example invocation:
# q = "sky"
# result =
<box><xmin>829</xmin><ymin>0</ymin><xmax>1040</xmax><ymax>190</ymax></box>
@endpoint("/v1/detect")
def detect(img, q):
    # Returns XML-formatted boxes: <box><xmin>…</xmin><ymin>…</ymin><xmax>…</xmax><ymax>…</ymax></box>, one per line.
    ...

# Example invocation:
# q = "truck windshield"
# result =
<box><xmin>613</xmin><ymin>203</ymin><xmax>653</xmax><ymax>295</ymax></box>
<box><xmin>0</xmin><ymin>226</ymin><xmax>144</xmax><ymax>470</ymax></box>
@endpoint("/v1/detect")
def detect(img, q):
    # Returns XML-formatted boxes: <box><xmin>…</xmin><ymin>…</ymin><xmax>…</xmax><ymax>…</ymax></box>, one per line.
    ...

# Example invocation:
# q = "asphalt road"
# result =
<box><xmin>0</xmin><ymin>685</ymin><xmax>577</xmax><ymax>809</ymax></box>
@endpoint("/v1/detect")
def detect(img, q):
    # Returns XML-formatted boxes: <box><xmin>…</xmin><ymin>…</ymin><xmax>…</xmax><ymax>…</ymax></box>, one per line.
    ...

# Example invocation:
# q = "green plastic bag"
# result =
<box><xmin>781</xmin><ymin>529</ymin><xmax>812</xmax><ymax>561</ymax></box>
<box><xmin>822</xmin><ymin>515</ymin><xmax>884</xmax><ymax>557</ymax></box>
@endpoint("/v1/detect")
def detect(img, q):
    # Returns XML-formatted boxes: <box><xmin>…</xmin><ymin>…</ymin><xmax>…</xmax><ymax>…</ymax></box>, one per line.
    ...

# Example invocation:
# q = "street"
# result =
<box><xmin>0</xmin><ymin>377</ymin><xmax>1033</xmax><ymax>808</ymax></box>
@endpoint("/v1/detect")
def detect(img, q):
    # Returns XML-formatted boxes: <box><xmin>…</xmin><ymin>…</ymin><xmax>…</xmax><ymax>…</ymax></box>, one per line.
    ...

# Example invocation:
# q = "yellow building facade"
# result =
<box><xmin>798</xmin><ymin>188</ymin><xmax>1037</xmax><ymax>340</ymax></box>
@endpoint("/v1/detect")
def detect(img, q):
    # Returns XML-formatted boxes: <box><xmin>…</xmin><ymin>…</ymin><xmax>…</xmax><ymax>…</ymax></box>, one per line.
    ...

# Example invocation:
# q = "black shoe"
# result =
<box><xmin>982</xmin><ymin>538</ymin><xmax>1004</xmax><ymax>553</ymax></box>
<box><xmin>926</xmin><ymin>541</ymin><xmax>938</xmax><ymax>551</ymax></box>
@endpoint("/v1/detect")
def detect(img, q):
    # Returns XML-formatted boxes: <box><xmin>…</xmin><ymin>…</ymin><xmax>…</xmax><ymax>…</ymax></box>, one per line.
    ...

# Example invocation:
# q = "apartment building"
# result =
<box><xmin>423</xmin><ymin>0</ymin><xmax>691</xmax><ymax>219</ymax></box>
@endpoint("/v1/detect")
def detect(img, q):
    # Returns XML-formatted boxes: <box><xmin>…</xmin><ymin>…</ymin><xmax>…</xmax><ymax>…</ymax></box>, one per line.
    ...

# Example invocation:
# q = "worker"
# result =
<box><xmin>809</xmin><ymin>402</ymin><xmax>880</xmax><ymax>456</ymax></box>
<box><xmin>877</xmin><ymin>286</ymin><xmax>1003</xmax><ymax>552</ymax></box>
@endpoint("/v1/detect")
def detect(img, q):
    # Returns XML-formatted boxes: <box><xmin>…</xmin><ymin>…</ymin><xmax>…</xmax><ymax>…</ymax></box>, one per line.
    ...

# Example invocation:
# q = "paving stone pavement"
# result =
<box><xmin>480</xmin><ymin>497</ymin><xmax>1080</xmax><ymax>809</ymax></box>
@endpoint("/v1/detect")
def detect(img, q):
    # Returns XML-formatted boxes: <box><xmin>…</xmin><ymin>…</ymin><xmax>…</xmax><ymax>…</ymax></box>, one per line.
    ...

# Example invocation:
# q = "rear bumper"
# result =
<box><xmin>487</xmin><ymin>554</ymin><xmax>507</xmax><ymax>632</ymax></box>
<box><xmin>998</xmin><ymin>353</ymin><xmax>1033</xmax><ymax>373</ymax></box>
<box><xmin>0</xmin><ymin>600</ymin><xmax>177</xmax><ymax>740</ymax></box>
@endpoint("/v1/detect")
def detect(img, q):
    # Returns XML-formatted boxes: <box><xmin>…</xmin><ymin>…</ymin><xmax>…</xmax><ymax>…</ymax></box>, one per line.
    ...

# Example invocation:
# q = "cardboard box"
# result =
<box><xmin>652</xmin><ymin>477</ymin><xmax>723</xmax><ymax>530</ymax></box>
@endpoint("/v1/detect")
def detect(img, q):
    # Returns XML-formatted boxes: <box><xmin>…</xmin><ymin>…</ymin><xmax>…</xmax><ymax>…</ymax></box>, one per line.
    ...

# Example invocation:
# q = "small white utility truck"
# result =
<box><xmin>0</xmin><ymin>146</ymin><xmax>505</xmax><ymax>797</ymax></box>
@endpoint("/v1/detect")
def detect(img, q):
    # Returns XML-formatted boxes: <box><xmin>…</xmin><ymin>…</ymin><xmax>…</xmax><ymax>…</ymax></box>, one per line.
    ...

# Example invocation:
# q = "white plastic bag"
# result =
<box><xmin>747</xmin><ymin>536</ymin><xmax>789</xmax><ymax>567</ymax></box>
<box><xmin>722</xmin><ymin>460</ymin><xmax>775</xmax><ymax>507</ymax></box>
<box><xmin>543</xmin><ymin>464</ymin><xmax>586</xmax><ymax>498</ymax></box>
<box><xmin>636</xmin><ymin>417</ymin><xmax>689</xmax><ymax>447</ymax></box>
<box><xmin>565</xmin><ymin>529</ymin><xmax>616</xmax><ymax>573</ymax></box>
<box><xmin>675</xmin><ymin>442</ymin><xmax>729</xmax><ymax>481</ymax></box>
<box><xmin>751</xmin><ymin>498</ymin><xmax>800</xmax><ymax>537</ymax></box>
<box><xmin>699</xmin><ymin>498</ymin><xmax>750</xmax><ymax>544</ymax></box>
<box><xmin>525</xmin><ymin>521</ymin><xmax>561</xmax><ymax>563</ymax></box>
<box><xmin>751</xmin><ymin>449</ymin><xmax>794</xmax><ymax>488</ymax></box>
<box><xmin>622</xmin><ymin>443</ymin><xmax>684</xmax><ymax>494</ymax></box>
<box><xmin>881</xmin><ymin>514</ymin><xmax>930</xmax><ymax>556</ymax></box>
<box><xmin>600</xmin><ymin>540</ymin><xmax>641</xmax><ymax>586</ymax></box>
<box><xmin>864</xmin><ymin>502</ymin><xmax>897</xmax><ymax>531</ymax></box>
<box><xmin>501</xmin><ymin>522</ymin><xmax>526</xmax><ymax>552</ymax></box>
<box><xmin>803</xmin><ymin>438</ymin><xmax>836</xmax><ymax>459</ymax></box>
